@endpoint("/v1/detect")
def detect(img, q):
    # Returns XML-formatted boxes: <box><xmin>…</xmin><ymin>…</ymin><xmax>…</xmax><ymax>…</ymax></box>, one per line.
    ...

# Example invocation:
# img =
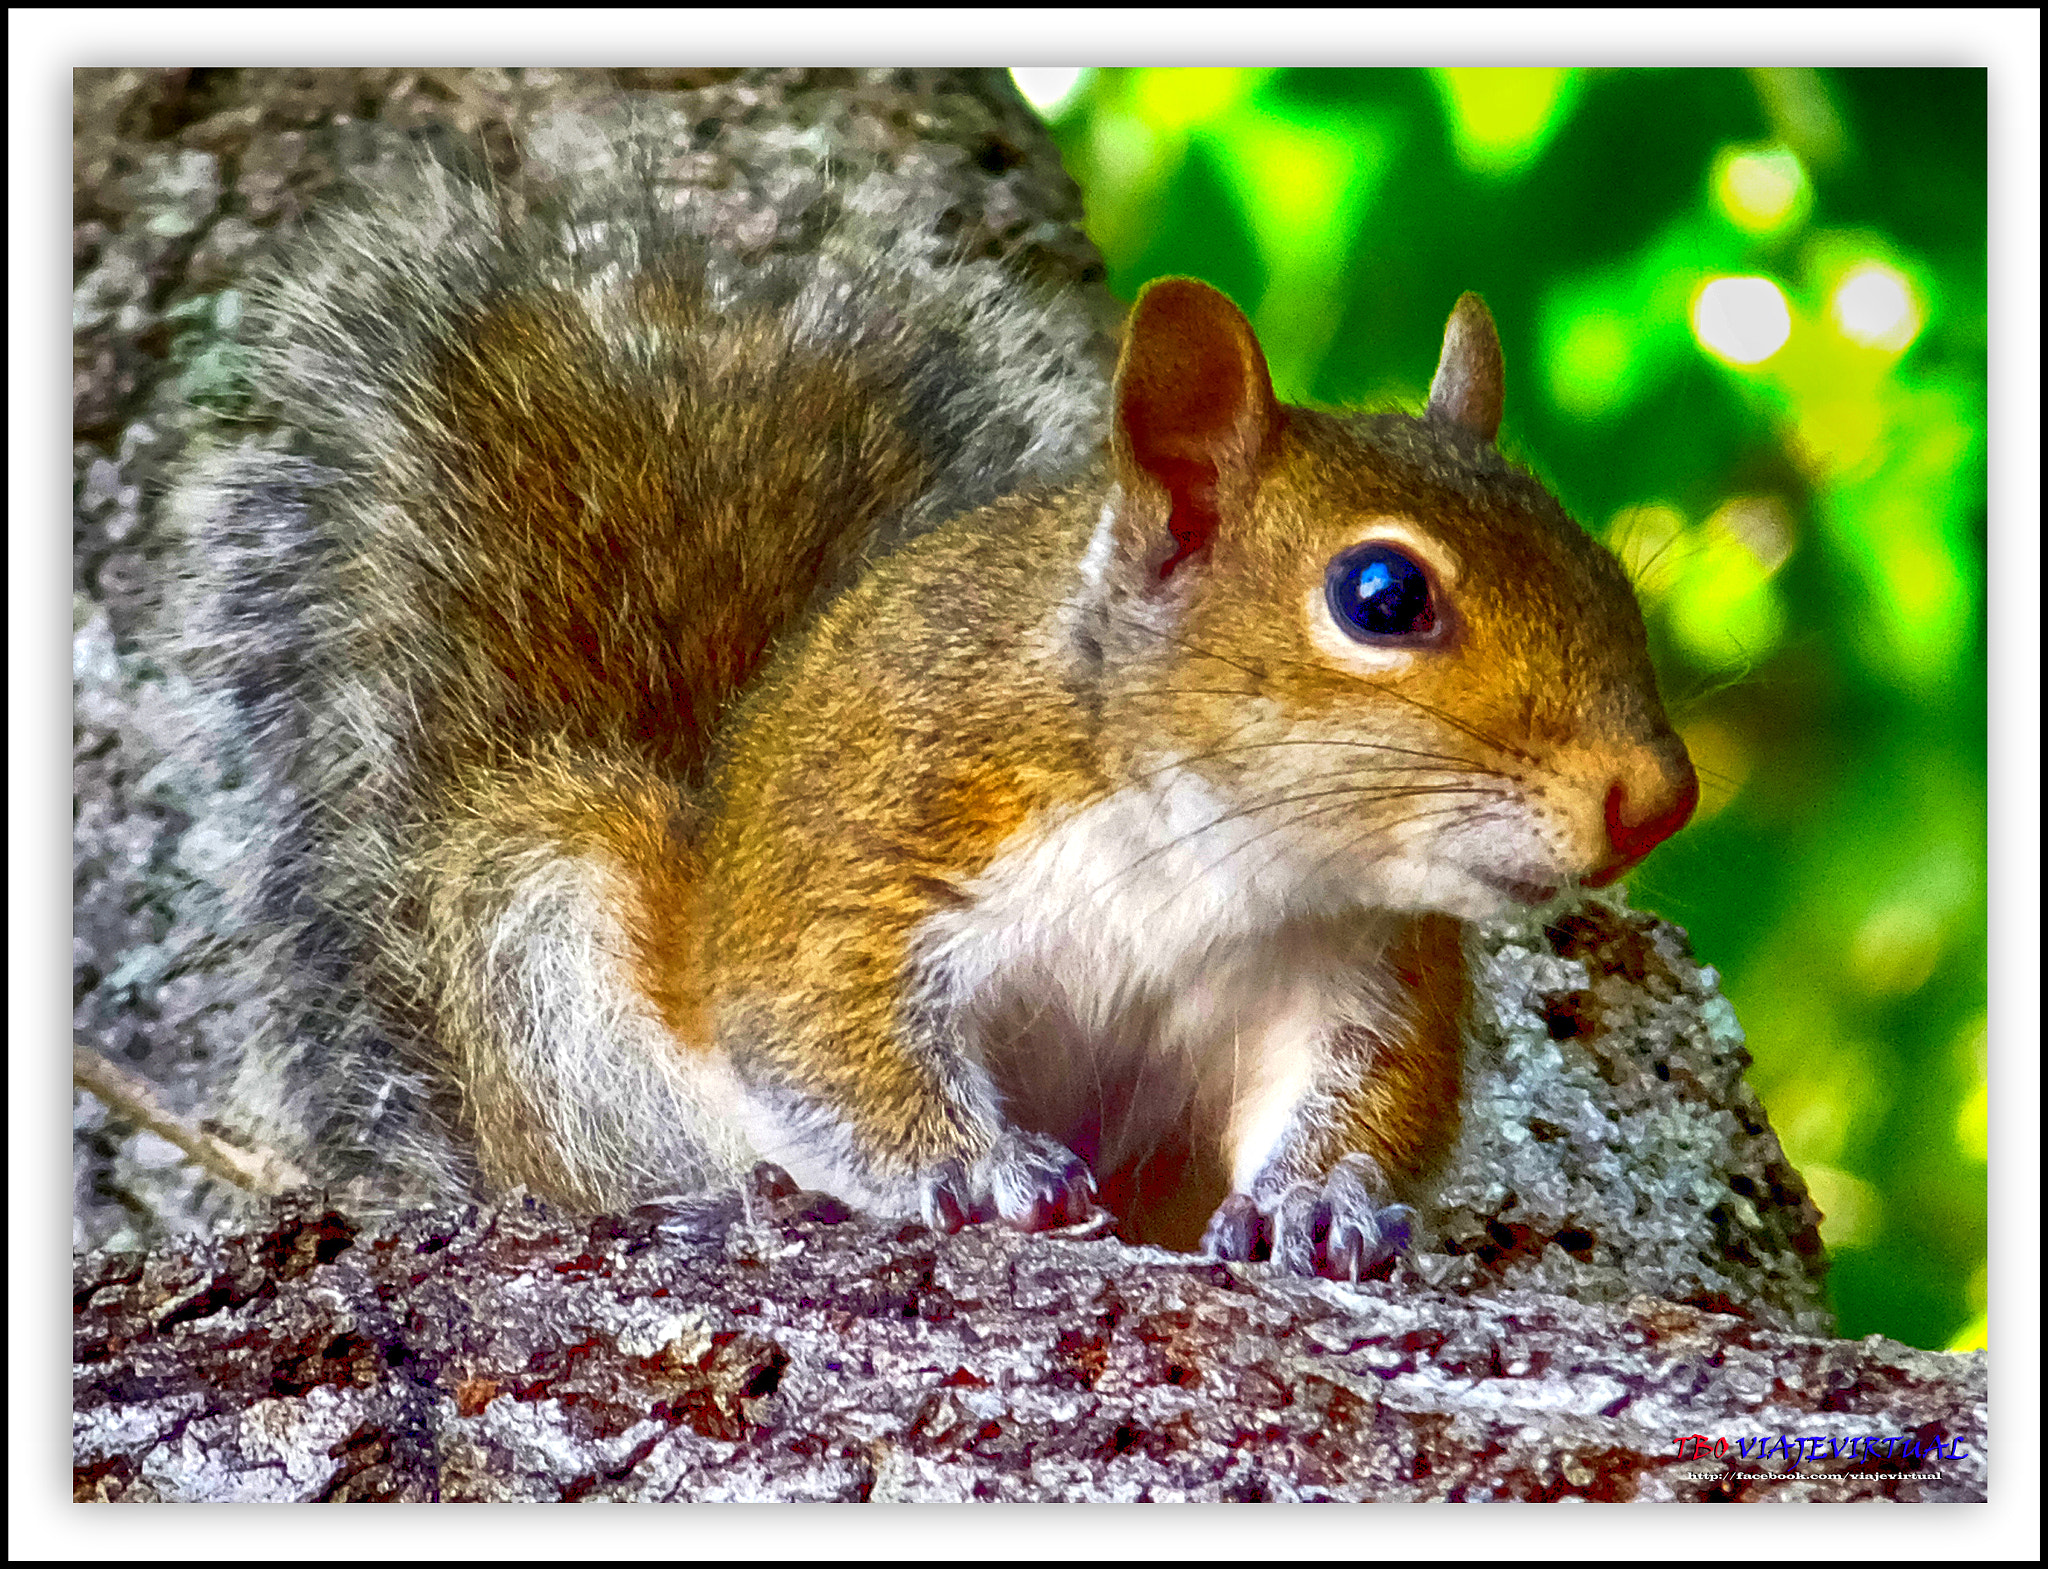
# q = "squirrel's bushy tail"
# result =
<box><xmin>167</xmin><ymin>114</ymin><xmax>1109</xmax><ymax>1208</ymax></box>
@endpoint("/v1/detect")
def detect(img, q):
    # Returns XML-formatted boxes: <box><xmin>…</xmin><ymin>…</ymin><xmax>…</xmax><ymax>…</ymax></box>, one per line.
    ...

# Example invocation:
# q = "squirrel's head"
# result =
<box><xmin>1095</xmin><ymin>276</ymin><xmax>1697</xmax><ymax>921</ymax></box>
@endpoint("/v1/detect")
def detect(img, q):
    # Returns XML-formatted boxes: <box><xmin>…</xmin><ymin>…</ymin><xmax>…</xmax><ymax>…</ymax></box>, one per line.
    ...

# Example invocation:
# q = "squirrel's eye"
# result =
<box><xmin>1325</xmin><ymin>544</ymin><xmax>1437</xmax><ymax>641</ymax></box>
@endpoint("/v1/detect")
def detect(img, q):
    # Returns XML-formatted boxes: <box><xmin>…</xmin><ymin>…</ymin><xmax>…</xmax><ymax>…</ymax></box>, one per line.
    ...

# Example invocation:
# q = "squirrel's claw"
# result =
<box><xmin>976</xmin><ymin>1130</ymin><xmax>1100</xmax><ymax>1232</ymax></box>
<box><xmin>1202</xmin><ymin>1156</ymin><xmax>1413</xmax><ymax>1284</ymax></box>
<box><xmin>918</xmin><ymin>1161</ymin><xmax>973</xmax><ymax>1234</ymax></box>
<box><xmin>1201</xmin><ymin>1192</ymin><xmax>1265</xmax><ymax>1261</ymax></box>
<box><xmin>914</xmin><ymin>1133</ymin><xmax>1099</xmax><ymax>1235</ymax></box>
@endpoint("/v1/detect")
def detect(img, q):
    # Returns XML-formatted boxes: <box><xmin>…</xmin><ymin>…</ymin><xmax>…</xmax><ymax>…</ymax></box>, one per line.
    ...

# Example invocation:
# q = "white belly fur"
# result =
<box><xmin>913</xmin><ymin>771</ymin><xmax>1407</xmax><ymax>1189</ymax></box>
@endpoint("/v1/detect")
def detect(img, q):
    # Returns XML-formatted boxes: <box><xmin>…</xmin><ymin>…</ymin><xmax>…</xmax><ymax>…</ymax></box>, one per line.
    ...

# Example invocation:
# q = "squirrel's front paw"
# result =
<box><xmin>916</xmin><ymin>1131</ymin><xmax>1098</xmax><ymax>1235</ymax></box>
<box><xmin>1201</xmin><ymin>1155</ymin><xmax>1413</xmax><ymax>1283</ymax></box>
<box><xmin>979</xmin><ymin>1129</ymin><xmax>1100</xmax><ymax>1231</ymax></box>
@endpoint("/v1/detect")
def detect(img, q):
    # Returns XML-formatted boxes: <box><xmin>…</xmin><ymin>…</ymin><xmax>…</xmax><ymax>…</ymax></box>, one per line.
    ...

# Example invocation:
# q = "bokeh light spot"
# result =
<box><xmin>1954</xmin><ymin>1080</ymin><xmax>1987</xmax><ymax>1164</ymax></box>
<box><xmin>1549</xmin><ymin>309</ymin><xmax>1637</xmax><ymax>416</ymax></box>
<box><xmin>1660</xmin><ymin>499</ymin><xmax>1793</xmax><ymax>670</ymax></box>
<box><xmin>1693</xmin><ymin>275</ymin><xmax>1792</xmax><ymax>364</ymax></box>
<box><xmin>1130</xmin><ymin>67</ymin><xmax>1269</xmax><ymax>133</ymax></box>
<box><xmin>1946</xmin><ymin>1312</ymin><xmax>1988</xmax><ymax>1354</ymax></box>
<box><xmin>1803</xmin><ymin>1162</ymin><xmax>1881</xmax><ymax>1250</ymax></box>
<box><xmin>1009</xmin><ymin>68</ymin><xmax>1087</xmax><ymax>118</ymax></box>
<box><xmin>1847</xmin><ymin>901</ymin><xmax>1944</xmax><ymax>996</ymax></box>
<box><xmin>1431</xmin><ymin>68</ymin><xmax>1577</xmax><ymax>175</ymax></box>
<box><xmin>1675</xmin><ymin>717</ymin><xmax>1752</xmax><ymax>823</ymax></box>
<box><xmin>1712</xmin><ymin>143</ymin><xmax>1809</xmax><ymax>234</ymax></box>
<box><xmin>1830</xmin><ymin>261</ymin><xmax>1923</xmax><ymax>352</ymax></box>
<box><xmin>1710</xmin><ymin>495</ymin><xmax>1796</xmax><ymax>574</ymax></box>
<box><xmin>1604</xmin><ymin>503</ymin><xmax>1688</xmax><ymax>600</ymax></box>
<box><xmin>1951</xmin><ymin>1009</ymin><xmax>1988</xmax><ymax>1127</ymax></box>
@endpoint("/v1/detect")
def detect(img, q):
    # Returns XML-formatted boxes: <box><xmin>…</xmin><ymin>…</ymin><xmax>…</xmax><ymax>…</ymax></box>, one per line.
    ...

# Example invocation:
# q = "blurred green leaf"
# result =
<box><xmin>1430</xmin><ymin>67</ymin><xmax>1582</xmax><ymax>176</ymax></box>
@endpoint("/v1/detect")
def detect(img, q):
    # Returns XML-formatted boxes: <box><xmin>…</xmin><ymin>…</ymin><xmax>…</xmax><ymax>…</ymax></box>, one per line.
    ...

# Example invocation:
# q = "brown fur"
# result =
<box><xmin>1332</xmin><ymin>914</ymin><xmax>1467</xmax><ymax>1184</ymax></box>
<box><xmin>425</xmin><ymin>282</ymin><xmax>932</xmax><ymax>788</ymax></box>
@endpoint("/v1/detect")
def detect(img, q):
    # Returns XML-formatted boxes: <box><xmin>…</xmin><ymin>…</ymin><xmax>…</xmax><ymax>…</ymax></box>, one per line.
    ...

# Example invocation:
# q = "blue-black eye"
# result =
<box><xmin>1325</xmin><ymin>544</ymin><xmax>1437</xmax><ymax>641</ymax></box>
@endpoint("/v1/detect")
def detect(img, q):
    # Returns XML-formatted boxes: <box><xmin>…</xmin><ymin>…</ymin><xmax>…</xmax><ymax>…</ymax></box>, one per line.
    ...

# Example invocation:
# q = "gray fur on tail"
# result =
<box><xmin>164</xmin><ymin>105</ymin><xmax>1111</xmax><ymax>1211</ymax></box>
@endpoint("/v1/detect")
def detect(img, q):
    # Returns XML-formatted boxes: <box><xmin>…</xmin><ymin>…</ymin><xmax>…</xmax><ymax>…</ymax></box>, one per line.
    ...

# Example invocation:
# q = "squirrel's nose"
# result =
<box><xmin>1584</xmin><ymin>748</ymin><xmax>1698</xmax><ymax>887</ymax></box>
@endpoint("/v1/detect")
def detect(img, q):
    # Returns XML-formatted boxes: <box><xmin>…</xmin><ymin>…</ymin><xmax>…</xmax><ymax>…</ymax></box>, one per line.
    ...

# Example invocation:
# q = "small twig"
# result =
<box><xmin>72</xmin><ymin>1043</ymin><xmax>315</xmax><ymax>1198</ymax></box>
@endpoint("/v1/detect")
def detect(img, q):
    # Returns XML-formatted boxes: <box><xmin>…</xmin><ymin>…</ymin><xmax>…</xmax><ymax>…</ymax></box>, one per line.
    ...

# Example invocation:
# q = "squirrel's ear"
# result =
<box><xmin>1425</xmin><ymin>292</ymin><xmax>1504</xmax><ymax>443</ymax></box>
<box><xmin>1112</xmin><ymin>278</ymin><xmax>1285</xmax><ymax>580</ymax></box>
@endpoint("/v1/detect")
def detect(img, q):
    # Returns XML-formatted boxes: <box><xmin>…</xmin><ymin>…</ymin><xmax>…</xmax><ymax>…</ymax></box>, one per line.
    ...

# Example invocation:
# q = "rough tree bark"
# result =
<box><xmin>71</xmin><ymin>67</ymin><xmax>1986</xmax><ymax>1502</ymax></box>
<box><xmin>72</xmin><ymin>1179</ymin><xmax>1984</xmax><ymax>1503</ymax></box>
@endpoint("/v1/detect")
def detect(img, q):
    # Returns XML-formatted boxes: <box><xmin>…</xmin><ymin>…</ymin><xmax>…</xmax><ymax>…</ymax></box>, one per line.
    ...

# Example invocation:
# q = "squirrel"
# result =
<box><xmin>168</xmin><ymin>120</ymin><xmax>1696</xmax><ymax>1281</ymax></box>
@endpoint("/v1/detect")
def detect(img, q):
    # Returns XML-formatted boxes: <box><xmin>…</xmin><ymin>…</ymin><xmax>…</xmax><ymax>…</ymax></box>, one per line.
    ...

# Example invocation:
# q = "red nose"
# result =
<box><xmin>1586</xmin><ymin>763</ymin><xmax>1699</xmax><ymax>887</ymax></box>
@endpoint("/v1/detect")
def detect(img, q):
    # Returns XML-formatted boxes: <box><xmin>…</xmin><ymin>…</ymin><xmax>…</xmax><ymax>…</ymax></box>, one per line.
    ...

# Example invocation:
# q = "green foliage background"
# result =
<box><xmin>1027</xmin><ymin>67</ymin><xmax>1987</xmax><ymax>1352</ymax></box>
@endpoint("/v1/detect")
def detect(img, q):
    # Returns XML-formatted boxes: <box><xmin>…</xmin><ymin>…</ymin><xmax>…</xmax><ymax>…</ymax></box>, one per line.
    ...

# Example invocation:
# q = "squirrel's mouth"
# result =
<box><xmin>1470</xmin><ymin>867</ymin><xmax>1561</xmax><ymax>907</ymax></box>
